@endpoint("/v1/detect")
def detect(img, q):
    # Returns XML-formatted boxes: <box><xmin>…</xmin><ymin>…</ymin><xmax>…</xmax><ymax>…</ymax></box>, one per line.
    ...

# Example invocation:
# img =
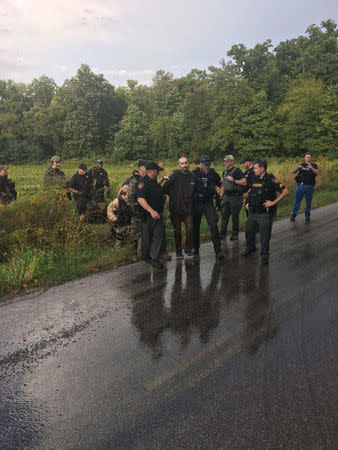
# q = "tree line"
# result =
<box><xmin>0</xmin><ymin>19</ymin><xmax>337</xmax><ymax>164</ymax></box>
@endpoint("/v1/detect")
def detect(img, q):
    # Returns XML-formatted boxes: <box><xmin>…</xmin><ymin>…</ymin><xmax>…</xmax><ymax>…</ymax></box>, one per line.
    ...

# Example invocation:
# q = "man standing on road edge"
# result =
<box><xmin>241</xmin><ymin>159</ymin><xmax>288</xmax><ymax>265</ymax></box>
<box><xmin>290</xmin><ymin>153</ymin><xmax>319</xmax><ymax>222</ymax></box>
<box><xmin>137</xmin><ymin>161</ymin><xmax>166</xmax><ymax>269</ymax></box>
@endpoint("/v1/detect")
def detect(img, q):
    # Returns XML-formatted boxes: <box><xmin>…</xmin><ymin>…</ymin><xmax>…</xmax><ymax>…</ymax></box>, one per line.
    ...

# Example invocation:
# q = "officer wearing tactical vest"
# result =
<box><xmin>107</xmin><ymin>185</ymin><xmax>132</xmax><ymax>244</ymax></box>
<box><xmin>127</xmin><ymin>160</ymin><xmax>148</xmax><ymax>257</ymax></box>
<box><xmin>219</xmin><ymin>155</ymin><xmax>245</xmax><ymax>240</ymax></box>
<box><xmin>137</xmin><ymin>161</ymin><xmax>166</xmax><ymax>269</ymax></box>
<box><xmin>290</xmin><ymin>152</ymin><xmax>319</xmax><ymax>222</ymax></box>
<box><xmin>68</xmin><ymin>163</ymin><xmax>93</xmax><ymax>217</ymax></box>
<box><xmin>241</xmin><ymin>159</ymin><xmax>288</xmax><ymax>265</ymax></box>
<box><xmin>192</xmin><ymin>156</ymin><xmax>223</xmax><ymax>260</ymax></box>
<box><xmin>88</xmin><ymin>159</ymin><xmax>110</xmax><ymax>203</ymax></box>
<box><xmin>43</xmin><ymin>155</ymin><xmax>66</xmax><ymax>187</ymax></box>
<box><xmin>0</xmin><ymin>166</ymin><xmax>17</xmax><ymax>205</ymax></box>
<box><xmin>241</xmin><ymin>156</ymin><xmax>255</xmax><ymax>218</ymax></box>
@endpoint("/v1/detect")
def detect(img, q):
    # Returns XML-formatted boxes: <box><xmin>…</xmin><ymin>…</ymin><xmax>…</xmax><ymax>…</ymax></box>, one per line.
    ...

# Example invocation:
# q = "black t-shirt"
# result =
<box><xmin>68</xmin><ymin>172</ymin><xmax>93</xmax><ymax>197</ymax></box>
<box><xmin>88</xmin><ymin>167</ymin><xmax>109</xmax><ymax>188</ymax></box>
<box><xmin>192</xmin><ymin>167</ymin><xmax>222</xmax><ymax>201</ymax></box>
<box><xmin>295</xmin><ymin>163</ymin><xmax>318</xmax><ymax>186</ymax></box>
<box><xmin>137</xmin><ymin>175</ymin><xmax>165</xmax><ymax>214</ymax></box>
<box><xmin>248</xmin><ymin>173</ymin><xmax>286</xmax><ymax>215</ymax></box>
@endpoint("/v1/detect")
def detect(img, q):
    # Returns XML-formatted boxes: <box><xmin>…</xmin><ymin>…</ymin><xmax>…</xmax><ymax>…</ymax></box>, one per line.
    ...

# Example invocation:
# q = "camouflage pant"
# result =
<box><xmin>130</xmin><ymin>216</ymin><xmax>142</xmax><ymax>256</ymax></box>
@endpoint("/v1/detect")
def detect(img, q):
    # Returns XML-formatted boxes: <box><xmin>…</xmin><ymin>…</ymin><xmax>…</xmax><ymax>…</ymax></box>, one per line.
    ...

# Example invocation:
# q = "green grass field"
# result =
<box><xmin>0</xmin><ymin>157</ymin><xmax>337</xmax><ymax>298</ymax></box>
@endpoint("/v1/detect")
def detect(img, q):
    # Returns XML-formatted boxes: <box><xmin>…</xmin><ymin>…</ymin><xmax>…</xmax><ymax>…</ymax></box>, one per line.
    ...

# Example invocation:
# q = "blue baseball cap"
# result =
<box><xmin>200</xmin><ymin>156</ymin><xmax>212</xmax><ymax>165</ymax></box>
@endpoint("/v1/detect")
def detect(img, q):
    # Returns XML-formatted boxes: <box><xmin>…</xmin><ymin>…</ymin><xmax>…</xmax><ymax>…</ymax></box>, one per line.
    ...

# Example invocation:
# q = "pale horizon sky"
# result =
<box><xmin>1</xmin><ymin>0</ymin><xmax>337</xmax><ymax>87</ymax></box>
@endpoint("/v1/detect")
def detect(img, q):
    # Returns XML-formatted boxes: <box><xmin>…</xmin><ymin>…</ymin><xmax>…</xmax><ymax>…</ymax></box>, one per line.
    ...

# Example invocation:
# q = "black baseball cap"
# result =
<box><xmin>0</xmin><ymin>165</ymin><xmax>8</xmax><ymax>170</ymax></box>
<box><xmin>145</xmin><ymin>161</ymin><xmax>163</xmax><ymax>171</ymax></box>
<box><xmin>200</xmin><ymin>155</ymin><xmax>212</xmax><ymax>165</ymax></box>
<box><xmin>79</xmin><ymin>163</ymin><xmax>88</xmax><ymax>170</ymax></box>
<box><xmin>241</xmin><ymin>156</ymin><xmax>253</xmax><ymax>164</ymax></box>
<box><xmin>96</xmin><ymin>159</ymin><xmax>103</xmax><ymax>164</ymax></box>
<box><xmin>138</xmin><ymin>160</ymin><xmax>148</xmax><ymax>168</ymax></box>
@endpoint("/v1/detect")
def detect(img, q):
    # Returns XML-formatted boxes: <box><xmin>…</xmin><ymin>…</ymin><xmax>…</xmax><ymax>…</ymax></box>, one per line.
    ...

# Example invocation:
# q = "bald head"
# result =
<box><xmin>178</xmin><ymin>156</ymin><xmax>189</xmax><ymax>173</ymax></box>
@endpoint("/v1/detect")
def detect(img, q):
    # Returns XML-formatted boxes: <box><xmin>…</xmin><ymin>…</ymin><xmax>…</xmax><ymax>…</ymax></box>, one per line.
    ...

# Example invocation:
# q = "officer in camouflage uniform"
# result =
<box><xmin>107</xmin><ymin>185</ymin><xmax>132</xmax><ymax>245</ymax></box>
<box><xmin>127</xmin><ymin>160</ymin><xmax>148</xmax><ymax>257</ymax></box>
<box><xmin>43</xmin><ymin>155</ymin><xmax>66</xmax><ymax>188</ymax></box>
<box><xmin>241</xmin><ymin>159</ymin><xmax>288</xmax><ymax>265</ymax></box>
<box><xmin>0</xmin><ymin>166</ymin><xmax>17</xmax><ymax>205</ymax></box>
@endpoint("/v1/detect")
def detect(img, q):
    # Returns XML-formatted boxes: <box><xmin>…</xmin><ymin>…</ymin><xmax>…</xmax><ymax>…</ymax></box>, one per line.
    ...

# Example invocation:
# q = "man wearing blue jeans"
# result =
<box><xmin>290</xmin><ymin>153</ymin><xmax>319</xmax><ymax>222</ymax></box>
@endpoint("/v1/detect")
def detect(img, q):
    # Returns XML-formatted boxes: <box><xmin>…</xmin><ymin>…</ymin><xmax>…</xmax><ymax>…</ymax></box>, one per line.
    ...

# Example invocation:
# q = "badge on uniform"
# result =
<box><xmin>138</xmin><ymin>182</ymin><xmax>144</xmax><ymax>189</ymax></box>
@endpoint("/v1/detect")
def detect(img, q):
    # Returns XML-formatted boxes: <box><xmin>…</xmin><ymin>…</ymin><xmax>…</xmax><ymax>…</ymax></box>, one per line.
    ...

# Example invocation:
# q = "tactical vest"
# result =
<box><xmin>116</xmin><ymin>196</ymin><xmax>132</xmax><ymax>226</ymax></box>
<box><xmin>248</xmin><ymin>174</ymin><xmax>278</xmax><ymax>215</ymax></box>
<box><xmin>222</xmin><ymin>167</ymin><xmax>244</xmax><ymax>194</ymax></box>
<box><xmin>193</xmin><ymin>168</ymin><xmax>218</xmax><ymax>201</ymax></box>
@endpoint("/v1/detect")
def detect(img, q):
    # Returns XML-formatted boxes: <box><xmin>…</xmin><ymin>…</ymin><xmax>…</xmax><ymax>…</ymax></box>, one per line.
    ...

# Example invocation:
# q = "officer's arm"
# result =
<box><xmin>138</xmin><ymin>197</ymin><xmax>160</xmax><ymax>219</ymax></box>
<box><xmin>264</xmin><ymin>186</ymin><xmax>288</xmax><ymax>208</ymax></box>
<box><xmin>292</xmin><ymin>164</ymin><xmax>302</xmax><ymax>174</ymax></box>
<box><xmin>308</xmin><ymin>164</ymin><xmax>319</xmax><ymax>175</ymax></box>
<box><xmin>68</xmin><ymin>176</ymin><xmax>79</xmax><ymax>194</ymax></box>
<box><xmin>234</xmin><ymin>177</ymin><xmax>247</xmax><ymax>186</ymax></box>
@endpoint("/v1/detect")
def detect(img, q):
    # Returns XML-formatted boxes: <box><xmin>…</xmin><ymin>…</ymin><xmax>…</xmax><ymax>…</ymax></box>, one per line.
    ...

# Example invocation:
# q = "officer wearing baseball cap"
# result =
<box><xmin>68</xmin><ymin>163</ymin><xmax>93</xmax><ymax>217</ymax></box>
<box><xmin>192</xmin><ymin>156</ymin><xmax>223</xmax><ymax>259</ymax></box>
<box><xmin>88</xmin><ymin>159</ymin><xmax>110</xmax><ymax>204</ymax></box>
<box><xmin>137</xmin><ymin>161</ymin><xmax>166</xmax><ymax>268</ymax></box>
<box><xmin>0</xmin><ymin>165</ymin><xmax>17</xmax><ymax>205</ymax></box>
<box><xmin>43</xmin><ymin>155</ymin><xmax>66</xmax><ymax>187</ymax></box>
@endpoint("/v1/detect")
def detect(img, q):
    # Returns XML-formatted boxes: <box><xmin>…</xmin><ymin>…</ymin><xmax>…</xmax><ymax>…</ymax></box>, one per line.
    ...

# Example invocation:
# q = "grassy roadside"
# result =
<box><xmin>0</xmin><ymin>157</ymin><xmax>337</xmax><ymax>299</ymax></box>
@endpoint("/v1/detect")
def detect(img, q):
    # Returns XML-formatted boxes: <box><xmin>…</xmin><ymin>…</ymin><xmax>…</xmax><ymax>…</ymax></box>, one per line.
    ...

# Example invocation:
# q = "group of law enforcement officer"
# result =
<box><xmin>1</xmin><ymin>152</ymin><xmax>319</xmax><ymax>267</ymax></box>
<box><xmin>129</xmin><ymin>155</ymin><xmax>291</xmax><ymax>268</ymax></box>
<box><xmin>42</xmin><ymin>156</ymin><xmax>111</xmax><ymax>219</ymax></box>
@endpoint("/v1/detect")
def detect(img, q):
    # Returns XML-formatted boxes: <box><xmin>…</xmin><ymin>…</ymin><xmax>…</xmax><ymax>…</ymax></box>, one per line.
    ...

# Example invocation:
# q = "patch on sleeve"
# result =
<box><xmin>138</xmin><ymin>182</ymin><xmax>144</xmax><ymax>189</ymax></box>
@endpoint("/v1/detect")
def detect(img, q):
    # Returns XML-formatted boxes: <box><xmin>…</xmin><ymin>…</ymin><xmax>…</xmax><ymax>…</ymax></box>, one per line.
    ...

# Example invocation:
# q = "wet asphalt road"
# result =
<box><xmin>1</xmin><ymin>203</ymin><xmax>337</xmax><ymax>449</ymax></box>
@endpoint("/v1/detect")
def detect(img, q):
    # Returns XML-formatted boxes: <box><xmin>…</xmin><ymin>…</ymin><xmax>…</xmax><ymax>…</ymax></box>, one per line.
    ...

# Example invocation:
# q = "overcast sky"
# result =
<box><xmin>1</xmin><ymin>0</ymin><xmax>337</xmax><ymax>87</ymax></box>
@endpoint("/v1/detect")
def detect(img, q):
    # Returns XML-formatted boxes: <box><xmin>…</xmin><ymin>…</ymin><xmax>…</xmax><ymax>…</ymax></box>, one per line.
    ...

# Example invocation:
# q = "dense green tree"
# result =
<box><xmin>113</xmin><ymin>104</ymin><xmax>151</xmax><ymax>161</ymax></box>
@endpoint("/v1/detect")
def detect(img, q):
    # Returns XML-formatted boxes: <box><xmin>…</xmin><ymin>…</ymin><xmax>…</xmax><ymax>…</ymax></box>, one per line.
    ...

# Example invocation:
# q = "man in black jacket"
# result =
<box><xmin>68</xmin><ymin>163</ymin><xmax>93</xmax><ymax>217</ymax></box>
<box><xmin>162</xmin><ymin>157</ymin><xmax>196</xmax><ymax>258</ymax></box>
<box><xmin>192</xmin><ymin>156</ymin><xmax>223</xmax><ymax>260</ymax></box>
<box><xmin>241</xmin><ymin>159</ymin><xmax>288</xmax><ymax>265</ymax></box>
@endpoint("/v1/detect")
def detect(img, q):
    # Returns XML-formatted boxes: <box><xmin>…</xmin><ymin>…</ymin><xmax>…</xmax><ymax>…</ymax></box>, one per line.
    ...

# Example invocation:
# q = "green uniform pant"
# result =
<box><xmin>130</xmin><ymin>216</ymin><xmax>142</xmax><ymax>256</ymax></box>
<box><xmin>220</xmin><ymin>193</ymin><xmax>243</xmax><ymax>235</ymax></box>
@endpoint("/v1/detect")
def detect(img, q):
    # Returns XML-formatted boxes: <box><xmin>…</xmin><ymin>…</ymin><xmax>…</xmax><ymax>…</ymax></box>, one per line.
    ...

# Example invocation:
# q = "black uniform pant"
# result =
<box><xmin>220</xmin><ymin>193</ymin><xmax>243</xmax><ymax>235</ymax></box>
<box><xmin>170</xmin><ymin>213</ymin><xmax>193</xmax><ymax>253</ymax></box>
<box><xmin>141</xmin><ymin>215</ymin><xmax>165</xmax><ymax>261</ymax></box>
<box><xmin>245</xmin><ymin>212</ymin><xmax>273</xmax><ymax>256</ymax></box>
<box><xmin>193</xmin><ymin>201</ymin><xmax>221</xmax><ymax>254</ymax></box>
<box><xmin>75</xmin><ymin>196</ymin><xmax>90</xmax><ymax>215</ymax></box>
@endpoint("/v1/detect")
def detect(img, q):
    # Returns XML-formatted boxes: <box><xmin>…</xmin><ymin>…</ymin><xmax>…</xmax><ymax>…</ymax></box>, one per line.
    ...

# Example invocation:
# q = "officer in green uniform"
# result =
<box><xmin>219</xmin><ymin>154</ymin><xmax>245</xmax><ymax>240</ymax></box>
<box><xmin>241</xmin><ymin>159</ymin><xmax>288</xmax><ymax>265</ymax></box>
<box><xmin>107</xmin><ymin>185</ymin><xmax>132</xmax><ymax>244</ymax></box>
<box><xmin>127</xmin><ymin>160</ymin><xmax>148</xmax><ymax>257</ymax></box>
<box><xmin>192</xmin><ymin>156</ymin><xmax>223</xmax><ymax>259</ymax></box>
<box><xmin>0</xmin><ymin>166</ymin><xmax>17</xmax><ymax>205</ymax></box>
<box><xmin>68</xmin><ymin>163</ymin><xmax>93</xmax><ymax>217</ymax></box>
<box><xmin>43</xmin><ymin>155</ymin><xmax>66</xmax><ymax>188</ymax></box>
<box><xmin>137</xmin><ymin>161</ymin><xmax>166</xmax><ymax>269</ymax></box>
